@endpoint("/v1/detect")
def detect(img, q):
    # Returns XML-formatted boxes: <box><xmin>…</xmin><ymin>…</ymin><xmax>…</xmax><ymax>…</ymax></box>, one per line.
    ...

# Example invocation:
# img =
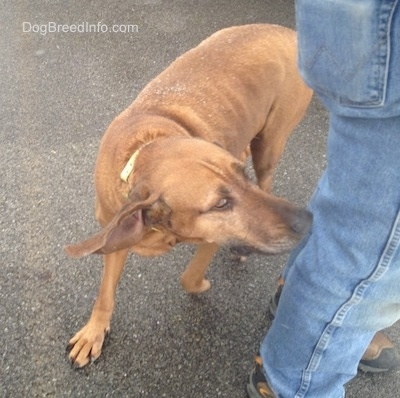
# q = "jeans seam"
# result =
<box><xmin>295</xmin><ymin>208</ymin><xmax>400</xmax><ymax>398</ymax></box>
<box><xmin>376</xmin><ymin>0</ymin><xmax>399</xmax><ymax>108</ymax></box>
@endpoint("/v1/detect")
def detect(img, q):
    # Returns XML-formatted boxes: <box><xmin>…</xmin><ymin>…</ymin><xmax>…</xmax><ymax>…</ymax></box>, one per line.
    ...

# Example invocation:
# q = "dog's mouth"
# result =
<box><xmin>229</xmin><ymin>246</ymin><xmax>257</xmax><ymax>257</ymax></box>
<box><xmin>229</xmin><ymin>245</ymin><xmax>264</xmax><ymax>257</ymax></box>
<box><xmin>229</xmin><ymin>241</ymin><xmax>296</xmax><ymax>257</ymax></box>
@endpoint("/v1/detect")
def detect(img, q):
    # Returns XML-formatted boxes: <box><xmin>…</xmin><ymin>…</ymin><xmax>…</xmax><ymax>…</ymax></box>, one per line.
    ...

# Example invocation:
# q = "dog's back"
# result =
<box><xmin>130</xmin><ymin>24</ymin><xmax>304</xmax><ymax>156</ymax></box>
<box><xmin>96</xmin><ymin>24</ymin><xmax>312</xmax><ymax>200</ymax></box>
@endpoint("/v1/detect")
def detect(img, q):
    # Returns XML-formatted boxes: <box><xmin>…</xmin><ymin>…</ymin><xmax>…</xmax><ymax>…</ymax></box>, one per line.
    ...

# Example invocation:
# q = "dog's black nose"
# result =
<box><xmin>290</xmin><ymin>209</ymin><xmax>313</xmax><ymax>236</ymax></box>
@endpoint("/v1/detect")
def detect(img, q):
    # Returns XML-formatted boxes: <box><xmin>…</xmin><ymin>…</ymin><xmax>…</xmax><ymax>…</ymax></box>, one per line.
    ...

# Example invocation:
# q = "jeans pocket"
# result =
<box><xmin>296</xmin><ymin>0</ymin><xmax>397</xmax><ymax>108</ymax></box>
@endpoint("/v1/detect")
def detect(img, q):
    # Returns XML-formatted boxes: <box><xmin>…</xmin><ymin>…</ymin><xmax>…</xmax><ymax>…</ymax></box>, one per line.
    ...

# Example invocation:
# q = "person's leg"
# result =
<box><xmin>261</xmin><ymin>114</ymin><xmax>400</xmax><ymax>397</ymax></box>
<box><xmin>252</xmin><ymin>1</ymin><xmax>400</xmax><ymax>397</ymax></box>
<box><xmin>269</xmin><ymin>277</ymin><xmax>400</xmax><ymax>374</ymax></box>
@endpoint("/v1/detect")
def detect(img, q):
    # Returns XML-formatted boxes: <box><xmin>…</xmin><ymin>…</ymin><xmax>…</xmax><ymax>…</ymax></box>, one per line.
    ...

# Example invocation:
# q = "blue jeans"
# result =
<box><xmin>260</xmin><ymin>1</ymin><xmax>400</xmax><ymax>397</ymax></box>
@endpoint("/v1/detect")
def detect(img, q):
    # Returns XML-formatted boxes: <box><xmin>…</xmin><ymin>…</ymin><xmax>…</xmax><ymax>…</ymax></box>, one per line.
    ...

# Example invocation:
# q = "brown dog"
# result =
<box><xmin>65</xmin><ymin>24</ymin><xmax>313</xmax><ymax>367</ymax></box>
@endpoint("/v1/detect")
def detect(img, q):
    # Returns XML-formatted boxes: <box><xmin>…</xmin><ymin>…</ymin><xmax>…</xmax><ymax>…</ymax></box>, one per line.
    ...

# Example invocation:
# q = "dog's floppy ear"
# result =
<box><xmin>64</xmin><ymin>188</ymin><xmax>157</xmax><ymax>258</ymax></box>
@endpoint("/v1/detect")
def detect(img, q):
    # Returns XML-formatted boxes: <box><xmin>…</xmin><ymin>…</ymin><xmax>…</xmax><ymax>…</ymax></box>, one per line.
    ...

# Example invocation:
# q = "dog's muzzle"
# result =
<box><xmin>229</xmin><ymin>208</ymin><xmax>312</xmax><ymax>257</ymax></box>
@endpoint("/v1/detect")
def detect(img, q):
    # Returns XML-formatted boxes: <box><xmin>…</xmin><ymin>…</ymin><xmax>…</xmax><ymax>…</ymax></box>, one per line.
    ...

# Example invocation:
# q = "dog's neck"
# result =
<box><xmin>119</xmin><ymin>113</ymin><xmax>190</xmax><ymax>183</ymax></box>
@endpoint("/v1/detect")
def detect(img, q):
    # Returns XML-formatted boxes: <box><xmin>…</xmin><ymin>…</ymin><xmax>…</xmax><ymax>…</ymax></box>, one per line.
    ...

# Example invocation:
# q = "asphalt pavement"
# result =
<box><xmin>1</xmin><ymin>1</ymin><xmax>399</xmax><ymax>397</ymax></box>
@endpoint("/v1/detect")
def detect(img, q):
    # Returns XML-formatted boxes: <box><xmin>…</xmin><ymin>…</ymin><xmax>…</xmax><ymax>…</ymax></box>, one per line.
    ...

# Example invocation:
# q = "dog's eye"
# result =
<box><xmin>213</xmin><ymin>198</ymin><xmax>230</xmax><ymax>210</ymax></box>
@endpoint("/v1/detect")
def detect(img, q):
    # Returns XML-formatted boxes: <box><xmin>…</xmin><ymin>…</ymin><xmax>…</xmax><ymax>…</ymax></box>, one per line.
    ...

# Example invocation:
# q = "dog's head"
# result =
<box><xmin>65</xmin><ymin>138</ymin><xmax>311</xmax><ymax>258</ymax></box>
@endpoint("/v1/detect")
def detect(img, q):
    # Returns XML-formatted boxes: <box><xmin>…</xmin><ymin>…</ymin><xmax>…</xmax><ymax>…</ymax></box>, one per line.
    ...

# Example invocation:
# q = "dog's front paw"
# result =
<box><xmin>67</xmin><ymin>319</ymin><xmax>110</xmax><ymax>368</ymax></box>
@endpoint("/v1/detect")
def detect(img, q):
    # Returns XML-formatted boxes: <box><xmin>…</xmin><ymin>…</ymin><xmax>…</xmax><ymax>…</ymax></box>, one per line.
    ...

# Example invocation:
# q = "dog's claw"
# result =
<box><xmin>68</xmin><ymin>351</ymin><xmax>80</xmax><ymax>368</ymax></box>
<box><xmin>71</xmin><ymin>361</ymin><xmax>81</xmax><ymax>370</ymax></box>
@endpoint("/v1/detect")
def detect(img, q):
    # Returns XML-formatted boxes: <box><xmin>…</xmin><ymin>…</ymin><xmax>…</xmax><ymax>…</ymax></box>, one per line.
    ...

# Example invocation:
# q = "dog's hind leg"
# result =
<box><xmin>180</xmin><ymin>242</ymin><xmax>219</xmax><ymax>294</ymax></box>
<box><xmin>251</xmin><ymin>101</ymin><xmax>311</xmax><ymax>192</ymax></box>
<box><xmin>250</xmin><ymin>128</ymin><xmax>289</xmax><ymax>193</ymax></box>
<box><xmin>68</xmin><ymin>249</ymin><xmax>129</xmax><ymax>367</ymax></box>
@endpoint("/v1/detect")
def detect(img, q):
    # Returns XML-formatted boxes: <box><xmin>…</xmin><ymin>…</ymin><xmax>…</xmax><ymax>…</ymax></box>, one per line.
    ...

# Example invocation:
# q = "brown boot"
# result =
<box><xmin>269</xmin><ymin>278</ymin><xmax>400</xmax><ymax>373</ymax></box>
<box><xmin>358</xmin><ymin>331</ymin><xmax>400</xmax><ymax>373</ymax></box>
<box><xmin>247</xmin><ymin>354</ymin><xmax>276</xmax><ymax>398</ymax></box>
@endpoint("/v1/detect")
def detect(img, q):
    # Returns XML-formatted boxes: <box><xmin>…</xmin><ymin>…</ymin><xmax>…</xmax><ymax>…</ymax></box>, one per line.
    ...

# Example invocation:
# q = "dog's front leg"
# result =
<box><xmin>180</xmin><ymin>242</ymin><xmax>219</xmax><ymax>294</ymax></box>
<box><xmin>68</xmin><ymin>249</ymin><xmax>129</xmax><ymax>367</ymax></box>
